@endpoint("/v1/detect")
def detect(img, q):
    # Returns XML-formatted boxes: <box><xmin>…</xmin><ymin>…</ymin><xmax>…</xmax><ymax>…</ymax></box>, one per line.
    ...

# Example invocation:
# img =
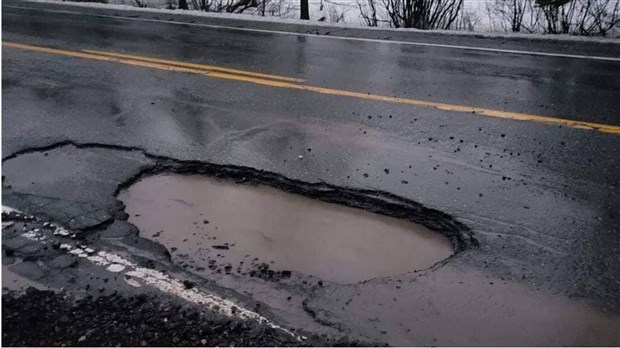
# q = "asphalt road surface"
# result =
<box><xmin>2</xmin><ymin>1</ymin><xmax>620</xmax><ymax>346</ymax></box>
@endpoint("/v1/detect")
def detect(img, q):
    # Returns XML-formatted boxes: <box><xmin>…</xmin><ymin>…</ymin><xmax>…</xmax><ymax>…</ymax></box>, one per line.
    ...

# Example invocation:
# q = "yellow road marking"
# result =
<box><xmin>2</xmin><ymin>41</ymin><xmax>217</xmax><ymax>74</ymax></box>
<box><xmin>4</xmin><ymin>41</ymin><xmax>620</xmax><ymax>135</ymax></box>
<box><xmin>82</xmin><ymin>49</ymin><xmax>305</xmax><ymax>83</ymax></box>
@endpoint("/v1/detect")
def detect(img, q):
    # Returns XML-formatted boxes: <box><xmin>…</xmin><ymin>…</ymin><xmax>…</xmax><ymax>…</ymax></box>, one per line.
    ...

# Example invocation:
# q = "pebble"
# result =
<box><xmin>107</xmin><ymin>264</ymin><xmax>125</xmax><ymax>273</ymax></box>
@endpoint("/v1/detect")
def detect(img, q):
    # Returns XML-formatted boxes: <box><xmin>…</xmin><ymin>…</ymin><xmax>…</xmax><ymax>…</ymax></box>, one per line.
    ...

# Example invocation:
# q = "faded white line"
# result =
<box><xmin>2</xmin><ymin>205</ymin><xmax>301</xmax><ymax>340</ymax></box>
<box><xmin>2</xmin><ymin>206</ymin><xmax>21</xmax><ymax>215</ymax></box>
<box><xmin>5</xmin><ymin>4</ymin><xmax>620</xmax><ymax>62</ymax></box>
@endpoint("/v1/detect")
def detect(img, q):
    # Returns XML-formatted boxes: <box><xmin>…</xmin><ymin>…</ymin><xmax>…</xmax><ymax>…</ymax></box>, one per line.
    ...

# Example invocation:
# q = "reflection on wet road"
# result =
<box><xmin>4</xmin><ymin>40</ymin><xmax>620</xmax><ymax>134</ymax></box>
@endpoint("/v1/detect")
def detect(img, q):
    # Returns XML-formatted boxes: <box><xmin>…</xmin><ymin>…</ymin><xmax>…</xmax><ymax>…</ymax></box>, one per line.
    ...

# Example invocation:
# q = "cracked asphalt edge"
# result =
<box><xmin>2</xmin><ymin>205</ymin><xmax>305</xmax><ymax>342</ymax></box>
<box><xmin>3</xmin><ymin>140</ymin><xmax>477</xmax><ymax>252</ymax></box>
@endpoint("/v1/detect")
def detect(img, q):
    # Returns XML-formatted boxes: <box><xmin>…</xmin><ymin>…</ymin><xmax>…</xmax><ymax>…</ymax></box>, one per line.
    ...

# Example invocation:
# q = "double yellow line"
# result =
<box><xmin>3</xmin><ymin>41</ymin><xmax>303</xmax><ymax>83</ymax></box>
<box><xmin>4</xmin><ymin>41</ymin><xmax>620</xmax><ymax>135</ymax></box>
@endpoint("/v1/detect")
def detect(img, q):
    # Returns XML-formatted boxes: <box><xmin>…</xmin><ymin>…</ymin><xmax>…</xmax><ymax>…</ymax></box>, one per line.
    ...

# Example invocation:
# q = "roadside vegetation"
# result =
<box><xmin>66</xmin><ymin>0</ymin><xmax>620</xmax><ymax>36</ymax></box>
<box><xmin>483</xmin><ymin>0</ymin><xmax>619</xmax><ymax>35</ymax></box>
<box><xmin>358</xmin><ymin>0</ymin><xmax>619</xmax><ymax>35</ymax></box>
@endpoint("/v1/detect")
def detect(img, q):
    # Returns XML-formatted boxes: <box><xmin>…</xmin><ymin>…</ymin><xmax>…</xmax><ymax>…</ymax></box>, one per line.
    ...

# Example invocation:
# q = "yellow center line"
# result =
<box><xmin>3</xmin><ymin>41</ymin><xmax>216</xmax><ymax>74</ymax></box>
<box><xmin>4</xmin><ymin>41</ymin><xmax>620</xmax><ymax>135</ymax></box>
<box><xmin>82</xmin><ymin>49</ymin><xmax>305</xmax><ymax>83</ymax></box>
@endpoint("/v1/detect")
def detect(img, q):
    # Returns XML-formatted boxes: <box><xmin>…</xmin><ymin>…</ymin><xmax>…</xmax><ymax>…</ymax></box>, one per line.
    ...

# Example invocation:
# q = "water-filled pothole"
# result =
<box><xmin>119</xmin><ymin>174</ymin><xmax>454</xmax><ymax>284</ymax></box>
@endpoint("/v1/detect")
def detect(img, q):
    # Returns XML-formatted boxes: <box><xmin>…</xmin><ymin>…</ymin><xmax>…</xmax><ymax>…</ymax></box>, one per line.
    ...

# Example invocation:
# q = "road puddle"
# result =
<box><xmin>119</xmin><ymin>174</ymin><xmax>453</xmax><ymax>284</ymax></box>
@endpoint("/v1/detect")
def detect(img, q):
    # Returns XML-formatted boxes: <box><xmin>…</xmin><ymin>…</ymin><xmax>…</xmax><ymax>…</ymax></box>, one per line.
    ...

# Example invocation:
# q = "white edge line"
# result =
<box><xmin>2</xmin><ymin>205</ymin><xmax>303</xmax><ymax>341</ymax></box>
<box><xmin>5</xmin><ymin>4</ymin><xmax>620</xmax><ymax>62</ymax></box>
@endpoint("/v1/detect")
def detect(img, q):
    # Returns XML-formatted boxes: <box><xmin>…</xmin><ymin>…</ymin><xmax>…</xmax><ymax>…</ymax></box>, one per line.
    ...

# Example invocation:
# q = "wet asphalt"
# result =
<box><xmin>2</xmin><ymin>0</ymin><xmax>620</xmax><ymax>345</ymax></box>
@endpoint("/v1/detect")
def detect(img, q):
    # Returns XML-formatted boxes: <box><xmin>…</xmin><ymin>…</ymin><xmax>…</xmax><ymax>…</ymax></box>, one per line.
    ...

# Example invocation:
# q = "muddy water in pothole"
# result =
<box><xmin>119</xmin><ymin>174</ymin><xmax>453</xmax><ymax>284</ymax></box>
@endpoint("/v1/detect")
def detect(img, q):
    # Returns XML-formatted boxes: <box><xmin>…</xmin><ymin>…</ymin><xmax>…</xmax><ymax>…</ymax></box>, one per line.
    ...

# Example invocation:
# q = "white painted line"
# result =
<box><xmin>125</xmin><ymin>277</ymin><xmax>142</xmax><ymax>287</ymax></box>
<box><xmin>3</xmin><ymin>205</ymin><xmax>302</xmax><ymax>340</ymax></box>
<box><xmin>2</xmin><ymin>205</ymin><xmax>21</xmax><ymax>215</ymax></box>
<box><xmin>5</xmin><ymin>4</ymin><xmax>620</xmax><ymax>62</ymax></box>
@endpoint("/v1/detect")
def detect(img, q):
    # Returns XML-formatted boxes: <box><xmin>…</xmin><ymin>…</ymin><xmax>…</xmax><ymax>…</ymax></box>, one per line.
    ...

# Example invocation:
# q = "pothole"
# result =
<box><xmin>118</xmin><ymin>174</ymin><xmax>454</xmax><ymax>284</ymax></box>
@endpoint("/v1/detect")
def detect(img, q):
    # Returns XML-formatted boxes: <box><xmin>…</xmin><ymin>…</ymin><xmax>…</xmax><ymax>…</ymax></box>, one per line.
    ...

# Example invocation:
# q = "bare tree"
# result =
<box><xmin>381</xmin><ymin>0</ymin><xmax>399</xmax><ymax>27</ymax></box>
<box><xmin>453</xmin><ymin>8</ymin><xmax>481</xmax><ymax>31</ymax></box>
<box><xmin>486</xmin><ymin>0</ymin><xmax>530</xmax><ymax>32</ymax></box>
<box><xmin>357</xmin><ymin>0</ymin><xmax>379</xmax><ymax>26</ymax></box>
<box><xmin>429</xmin><ymin>0</ymin><xmax>464</xmax><ymax>29</ymax></box>
<box><xmin>265</xmin><ymin>0</ymin><xmax>296</xmax><ymax>17</ymax></box>
<box><xmin>188</xmin><ymin>0</ymin><xmax>208</xmax><ymax>10</ymax></box>
<box><xmin>485</xmin><ymin>0</ymin><xmax>619</xmax><ymax>35</ymax></box>
<box><xmin>228</xmin><ymin>0</ymin><xmax>259</xmax><ymax>13</ymax></box>
<box><xmin>537</xmin><ymin>0</ymin><xmax>578</xmax><ymax>33</ymax></box>
<box><xmin>576</xmin><ymin>0</ymin><xmax>620</xmax><ymax>35</ymax></box>
<box><xmin>188</xmin><ymin>0</ymin><xmax>258</xmax><ymax>13</ymax></box>
<box><xmin>521</xmin><ymin>0</ymin><xmax>544</xmax><ymax>32</ymax></box>
<box><xmin>378</xmin><ymin>0</ymin><xmax>464</xmax><ymax>29</ymax></box>
<box><xmin>328</xmin><ymin>4</ymin><xmax>348</xmax><ymax>22</ymax></box>
<box><xmin>188</xmin><ymin>0</ymin><xmax>294</xmax><ymax>17</ymax></box>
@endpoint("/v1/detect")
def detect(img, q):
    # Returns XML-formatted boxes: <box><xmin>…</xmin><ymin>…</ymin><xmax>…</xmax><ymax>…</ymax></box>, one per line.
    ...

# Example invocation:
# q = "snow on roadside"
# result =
<box><xmin>16</xmin><ymin>0</ymin><xmax>620</xmax><ymax>42</ymax></box>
